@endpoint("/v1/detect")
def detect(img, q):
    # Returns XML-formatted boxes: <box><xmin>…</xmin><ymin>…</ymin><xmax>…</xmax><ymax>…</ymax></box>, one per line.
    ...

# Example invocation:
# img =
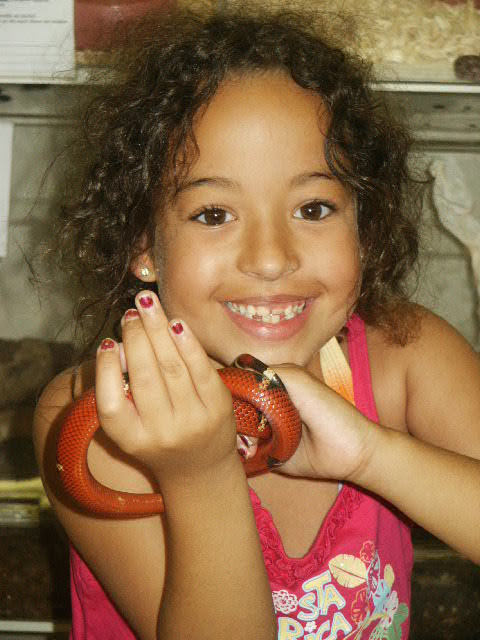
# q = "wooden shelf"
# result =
<box><xmin>1</xmin><ymin>61</ymin><xmax>480</xmax><ymax>93</ymax></box>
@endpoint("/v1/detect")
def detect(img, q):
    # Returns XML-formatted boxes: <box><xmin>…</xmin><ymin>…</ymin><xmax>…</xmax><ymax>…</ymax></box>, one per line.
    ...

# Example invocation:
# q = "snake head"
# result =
<box><xmin>232</xmin><ymin>354</ymin><xmax>286</xmax><ymax>391</ymax></box>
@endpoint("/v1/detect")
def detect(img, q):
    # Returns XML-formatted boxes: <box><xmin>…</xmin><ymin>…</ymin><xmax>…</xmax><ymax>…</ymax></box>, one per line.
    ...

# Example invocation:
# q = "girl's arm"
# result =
<box><xmin>94</xmin><ymin>300</ymin><xmax>276</xmax><ymax>640</ymax></box>
<box><xmin>355</xmin><ymin>421</ymin><xmax>480</xmax><ymax>562</ymax></box>
<box><xmin>155</xmin><ymin>451</ymin><xmax>274</xmax><ymax>640</ymax></box>
<box><xmin>34</xmin><ymin>368</ymin><xmax>168</xmax><ymax>640</ymax></box>
<box><xmin>34</xmin><ymin>302</ymin><xmax>277</xmax><ymax>640</ymax></box>
<box><xmin>357</xmin><ymin>311</ymin><xmax>480</xmax><ymax>562</ymax></box>
<box><xmin>278</xmin><ymin>310</ymin><xmax>480</xmax><ymax>563</ymax></box>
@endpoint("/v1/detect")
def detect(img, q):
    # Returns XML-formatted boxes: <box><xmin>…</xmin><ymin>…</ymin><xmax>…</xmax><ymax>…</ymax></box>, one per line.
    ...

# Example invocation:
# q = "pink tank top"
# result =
<box><xmin>69</xmin><ymin>316</ymin><xmax>413</xmax><ymax>639</ymax></box>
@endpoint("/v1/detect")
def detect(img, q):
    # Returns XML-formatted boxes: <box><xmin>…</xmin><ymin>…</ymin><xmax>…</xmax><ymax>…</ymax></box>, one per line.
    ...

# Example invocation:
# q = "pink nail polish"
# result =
<box><xmin>124</xmin><ymin>308</ymin><xmax>140</xmax><ymax>320</ymax></box>
<box><xmin>100</xmin><ymin>338</ymin><xmax>115</xmax><ymax>351</ymax></box>
<box><xmin>170</xmin><ymin>321</ymin><xmax>184</xmax><ymax>335</ymax></box>
<box><xmin>238</xmin><ymin>447</ymin><xmax>247</xmax><ymax>459</ymax></box>
<box><xmin>239</xmin><ymin>434</ymin><xmax>252</xmax><ymax>448</ymax></box>
<box><xmin>139</xmin><ymin>295</ymin><xmax>154</xmax><ymax>309</ymax></box>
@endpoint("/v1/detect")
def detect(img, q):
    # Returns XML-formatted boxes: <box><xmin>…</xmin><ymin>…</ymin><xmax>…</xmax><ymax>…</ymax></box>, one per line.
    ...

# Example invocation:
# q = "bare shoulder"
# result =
<box><xmin>33</xmin><ymin>364</ymin><xmax>166</xmax><ymax>640</ymax></box>
<box><xmin>365</xmin><ymin>305</ymin><xmax>480</xmax><ymax>458</ymax></box>
<box><xmin>366</xmin><ymin>304</ymin><xmax>479</xmax><ymax>371</ymax></box>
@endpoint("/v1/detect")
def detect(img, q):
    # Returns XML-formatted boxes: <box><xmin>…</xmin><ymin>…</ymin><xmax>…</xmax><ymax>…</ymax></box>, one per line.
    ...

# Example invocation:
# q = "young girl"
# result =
<box><xmin>33</xmin><ymin>6</ymin><xmax>480</xmax><ymax>640</ymax></box>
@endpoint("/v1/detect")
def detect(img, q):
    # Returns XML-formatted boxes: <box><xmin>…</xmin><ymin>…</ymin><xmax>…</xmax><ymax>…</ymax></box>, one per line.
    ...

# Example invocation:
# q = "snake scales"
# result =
<box><xmin>56</xmin><ymin>354</ymin><xmax>302</xmax><ymax>517</ymax></box>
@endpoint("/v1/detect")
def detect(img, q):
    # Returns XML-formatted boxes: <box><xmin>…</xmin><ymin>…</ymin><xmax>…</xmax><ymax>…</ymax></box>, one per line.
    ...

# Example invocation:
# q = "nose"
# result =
<box><xmin>237</xmin><ymin>216</ymin><xmax>299</xmax><ymax>281</ymax></box>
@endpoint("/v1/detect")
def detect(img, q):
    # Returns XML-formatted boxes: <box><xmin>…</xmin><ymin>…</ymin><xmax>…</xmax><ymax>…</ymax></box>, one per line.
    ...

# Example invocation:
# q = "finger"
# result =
<box><xmin>165</xmin><ymin>318</ymin><xmax>229</xmax><ymax>409</ymax></box>
<box><xmin>118</xmin><ymin>342</ymin><xmax>127</xmax><ymax>373</ymax></box>
<box><xmin>133</xmin><ymin>292</ymin><xmax>197</xmax><ymax>407</ymax></box>
<box><xmin>95</xmin><ymin>338</ymin><xmax>142</xmax><ymax>453</ymax></box>
<box><xmin>208</xmin><ymin>355</ymin><xmax>225</xmax><ymax>370</ymax></box>
<box><xmin>236</xmin><ymin>434</ymin><xmax>259</xmax><ymax>460</ymax></box>
<box><xmin>121</xmin><ymin>307</ymin><xmax>171</xmax><ymax>418</ymax></box>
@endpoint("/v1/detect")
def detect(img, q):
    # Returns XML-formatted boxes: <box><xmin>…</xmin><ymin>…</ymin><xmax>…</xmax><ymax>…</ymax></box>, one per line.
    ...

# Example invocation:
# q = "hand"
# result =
<box><xmin>269</xmin><ymin>365</ymin><xmax>376</xmax><ymax>481</ymax></box>
<box><xmin>117</xmin><ymin>337</ymin><xmax>260</xmax><ymax>465</ymax></box>
<box><xmin>94</xmin><ymin>291</ymin><xmax>239</xmax><ymax>482</ymax></box>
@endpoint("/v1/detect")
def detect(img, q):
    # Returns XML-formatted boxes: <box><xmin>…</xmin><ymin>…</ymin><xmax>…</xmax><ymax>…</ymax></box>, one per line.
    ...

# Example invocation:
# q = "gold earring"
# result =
<box><xmin>140</xmin><ymin>267</ymin><xmax>150</xmax><ymax>278</ymax></box>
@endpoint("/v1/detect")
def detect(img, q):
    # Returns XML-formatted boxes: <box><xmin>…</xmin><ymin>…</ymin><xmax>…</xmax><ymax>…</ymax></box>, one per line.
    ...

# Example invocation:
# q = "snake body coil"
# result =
<box><xmin>56</xmin><ymin>354</ymin><xmax>302</xmax><ymax>517</ymax></box>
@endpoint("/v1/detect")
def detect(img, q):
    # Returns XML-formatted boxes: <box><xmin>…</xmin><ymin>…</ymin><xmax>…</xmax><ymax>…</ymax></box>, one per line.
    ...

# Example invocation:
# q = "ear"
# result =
<box><xmin>130</xmin><ymin>251</ymin><xmax>156</xmax><ymax>283</ymax></box>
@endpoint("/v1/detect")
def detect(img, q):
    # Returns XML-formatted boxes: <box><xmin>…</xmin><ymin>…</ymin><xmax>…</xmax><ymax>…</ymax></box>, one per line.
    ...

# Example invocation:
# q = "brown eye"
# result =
<box><xmin>194</xmin><ymin>207</ymin><xmax>234</xmax><ymax>226</ymax></box>
<box><xmin>293</xmin><ymin>200</ymin><xmax>335</xmax><ymax>221</ymax></box>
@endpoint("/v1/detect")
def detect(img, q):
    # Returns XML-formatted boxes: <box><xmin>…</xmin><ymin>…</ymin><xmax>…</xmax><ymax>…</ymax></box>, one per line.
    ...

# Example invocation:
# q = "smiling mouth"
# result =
<box><xmin>225</xmin><ymin>300</ymin><xmax>307</xmax><ymax>324</ymax></box>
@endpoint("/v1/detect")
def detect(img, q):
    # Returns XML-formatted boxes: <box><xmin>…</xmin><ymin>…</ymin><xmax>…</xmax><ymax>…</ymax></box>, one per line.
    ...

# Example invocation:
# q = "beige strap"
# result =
<box><xmin>319</xmin><ymin>337</ymin><xmax>355</xmax><ymax>405</ymax></box>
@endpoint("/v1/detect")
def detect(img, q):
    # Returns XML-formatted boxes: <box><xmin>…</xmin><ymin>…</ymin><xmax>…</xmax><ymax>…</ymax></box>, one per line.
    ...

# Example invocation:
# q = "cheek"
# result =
<box><xmin>345</xmin><ymin>250</ymin><xmax>362</xmax><ymax>303</ymax></box>
<box><xmin>344</xmin><ymin>245</ymin><xmax>362</xmax><ymax>288</ymax></box>
<box><xmin>154</xmin><ymin>234</ymin><xmax>217</xmax><ymax>316</ymax></box>
<box><xmin>155</xmin><ymin>252</ymin><xmax>189</xmax><ymax>314</ymax></box>
<box><xmin>328</xmin><ymin>242</ymin><xmax>362</xmax><ymax>314</ymax></box>
<box><xmin>326</xmin><ymin>230</ymin><xmax>361</xmax><ymax>288</ymax></box>
<box><xmin>153</xmin><ymin>232</ymin><xmax>183</xmax><ymax>313</ymax></box>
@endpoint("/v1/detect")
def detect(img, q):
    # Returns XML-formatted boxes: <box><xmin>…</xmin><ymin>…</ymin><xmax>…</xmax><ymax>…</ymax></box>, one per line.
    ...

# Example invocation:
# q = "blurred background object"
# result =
<box><xmin>74</xmin><ymin>0</ymin><xmax>175</xmax><ymax>51</ymax></box>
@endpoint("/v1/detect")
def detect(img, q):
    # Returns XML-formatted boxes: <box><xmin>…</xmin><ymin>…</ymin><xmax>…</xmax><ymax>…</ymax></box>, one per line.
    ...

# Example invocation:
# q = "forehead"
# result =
<box><xmin>188</xmin><ymin>71</ymin><xmax>330</xmax><ymax>178</ymax></box>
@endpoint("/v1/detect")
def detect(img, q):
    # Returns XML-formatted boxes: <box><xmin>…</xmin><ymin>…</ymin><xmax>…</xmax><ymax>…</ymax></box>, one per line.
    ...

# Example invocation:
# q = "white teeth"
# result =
<box><xmin>226</xmin><ymin>300</ymin><xmax>306</xmax><ymax>323</ymax></box>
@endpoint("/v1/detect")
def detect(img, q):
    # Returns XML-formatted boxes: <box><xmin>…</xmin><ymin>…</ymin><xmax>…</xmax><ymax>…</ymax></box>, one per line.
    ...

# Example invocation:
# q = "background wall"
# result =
<box><xmin>0</xmin><ymin>87</ymin><xmax>77</xmax><ymax>344</ymax></box>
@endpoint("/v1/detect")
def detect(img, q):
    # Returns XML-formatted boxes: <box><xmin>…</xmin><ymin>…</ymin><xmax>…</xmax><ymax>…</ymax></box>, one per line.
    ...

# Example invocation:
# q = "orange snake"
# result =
<box><xmin>56</xmin><ymin>354</ymin><xmax>302</xmax><ymax>517</ymax></box>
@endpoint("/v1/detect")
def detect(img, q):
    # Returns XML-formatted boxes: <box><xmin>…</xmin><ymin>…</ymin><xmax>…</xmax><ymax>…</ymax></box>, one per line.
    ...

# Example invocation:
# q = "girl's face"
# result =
<box><xmin>153</xmin><ymin>71</ymin><xmax>360</xmax><ymax>368</ymax></box>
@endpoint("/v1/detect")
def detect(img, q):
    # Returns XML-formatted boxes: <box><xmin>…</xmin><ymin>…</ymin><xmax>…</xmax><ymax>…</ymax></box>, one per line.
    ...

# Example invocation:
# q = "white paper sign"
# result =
<box><xmin>0</xmin><ymin>120</ymin><xmax>14</xmax><ymax>258</ymax></box>
<box><xmin>0</xmin><ymin>0</ymin><xmax>74</xmax><ymax>79</ymax></box>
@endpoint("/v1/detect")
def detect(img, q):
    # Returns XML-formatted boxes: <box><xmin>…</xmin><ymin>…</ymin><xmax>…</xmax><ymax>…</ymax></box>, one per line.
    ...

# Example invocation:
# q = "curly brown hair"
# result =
<box><xmin>51</xmin><ymin>4</ymin><xmax>424</xmax><ymax>351</ymax></box>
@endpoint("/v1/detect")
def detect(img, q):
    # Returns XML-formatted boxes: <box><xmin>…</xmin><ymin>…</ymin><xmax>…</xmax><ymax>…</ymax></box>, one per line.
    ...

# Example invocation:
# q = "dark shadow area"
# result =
<box><xmin>410</xmin><ymin>526</ymin><xmax>480</xmax><ymax>639</ymax></box>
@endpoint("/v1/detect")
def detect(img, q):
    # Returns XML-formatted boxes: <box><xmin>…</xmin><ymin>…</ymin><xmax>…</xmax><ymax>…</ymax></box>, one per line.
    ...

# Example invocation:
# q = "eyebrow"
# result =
<box><xmin>290</xmin><ymin>171</ymin><xmax>334</xmax><ymax>186</ymax></box>
<box><xmin>174</xmin><ymin>170</ymin><xmax>334</xmax><ymax>196</ymax></box>
<box><xmin>174</xmin><ymin>176</ymin><xmax>240</xmax><ymax>196</ymax></box>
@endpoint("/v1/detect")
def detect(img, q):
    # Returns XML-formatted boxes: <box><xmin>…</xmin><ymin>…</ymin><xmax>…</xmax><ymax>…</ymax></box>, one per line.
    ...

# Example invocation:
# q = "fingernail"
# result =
<box><xmin>239</xmin><ymin>434</ymin><xmax>252</xmax><ymax>448</ymax></box>
<box><xmin>100</xmin><ymin>338</ymin><xmax>115</xmax><ymax>351</ymax></box>
<box><xmin>169</xmin><ymin>320</ymin><xmax>184</xmax><ymax>335</ymax></box>
<box><xmin>139</xmin><ymin>294</ymin><xmax>154</xmax><ymax>309</ymax></box>
<box><xmin>124</xmin><ymin>308</ymin><xmax>140</xmax><ymax>320</ymax></box>
<box><xmin>238</xmin><ymin>447</ymin><xmax>247</xmax><ymax>459</ymax></box>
